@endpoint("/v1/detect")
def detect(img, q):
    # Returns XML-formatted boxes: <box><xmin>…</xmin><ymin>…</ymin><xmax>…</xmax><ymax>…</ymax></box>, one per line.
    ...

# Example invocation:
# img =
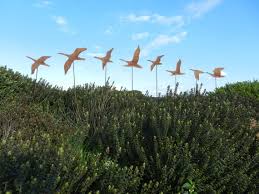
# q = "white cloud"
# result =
<box><xmin>53</xmin><ymin>16</ymin><xmax>67</xmax><ymax>26</ymax></box>
<box><xmin>132</xmin><ymin>32</ymin><xmax>149</xmax><ymax>41</ymax></box>
<box><xmin>52</xmin><ymin>16</ymin><xmax>76</xmax><ymax>35</ymax></box>
<box><xmin>122</xmin><ymin>14</ymin><xmax>151</xmax><ymax>22</ymax></box>
<box><xmin>122</xmin><ymin>14</ymin><xmax>184</xmax><ymax>27</ymax></box>
<box><xmin>143</xmin><ymin>32</ymin><xmax>187</xmax><ymax>56</ymax></box>
<box><xmin>104</xmin><ymin>26</ymin><xmax>113</xmax><ymax>35</ymax></box>
<box><xmin>34</xmin><ymin>0</ymin><xmax>53</xmax><ymax>8</ymax></box>
<box><xmin>149</xmin><ymin>32</ymin><xmax>187</xmax><ymax>47</ymax></box>
<box><xmin>186</xmin><ymin>0</ymin><xmax>223</xmax><ymax>18</ymax></box>
<box><xmin>152</xmin><ymin>14</ymin><xmax>184</xmax><ymax>26</ymax></box>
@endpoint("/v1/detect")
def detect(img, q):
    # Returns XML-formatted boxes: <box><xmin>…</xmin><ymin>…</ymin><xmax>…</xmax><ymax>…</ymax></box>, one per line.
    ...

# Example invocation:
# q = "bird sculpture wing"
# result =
<box><xmin>134</xmin><ymin>64</ymin><xmax>142</xmax><ymax>68</ymax></box>
<box><xmin>120</xmin><ymin>59</ymin><xmax>129</xmax><ymax>64</ymax></box>
<box><xmin>157</xmin><ymin>55</ymin><xmax>164</xmax><ymax>62</ymax></box>
<box><xmin>176</xmin><ymin>59</ymin><xmax>181</xmax><ymax>73</ymax></box>
<box><xmin>166</xmin><ymin>70</ymin><xmax>175</xmax><ymax>74</ymax></box>
<box><xmin>94</xmin><ymin>56</ymin><xmax>106</xmax><ymax>69</ymax></box>
<box><xmin>132</xmin><ymin>46</ymin><xmax>140</xmax><ymax>64</ymax></box>
<box><xmin>39</xmin><ymin>56</ymin><xmax>51</xmax><ymax>61</ymax></box>
<box><xmin>206</xmin><ymin>72</ymin><xmax>215</xmax><ymax>77</ymax></box>
<box><xmin>58</xmin><ymin>53</ymin><xmax>70</xmax><ymax>57</ymax></box>
<box><xmin>73</xmin><ymin>48</ymin><xmax>87</xmax><ymax>57</ymax></box>
<box><xmin>38</xmin><ymin>56</ymin><xmax>51</xmax><ymax>66</ymax></box>
<box><xmin>159</xmin><ymin>55</ymin><xmax>164</xmax><ymax>59</ymax></box>
<box><xmin>26</xmin><ymin>56</ymin><xmax>36</xmax><ymax>62</ymax></box>
<box><xmin>64</xmin><ymin>59</ymin><xmax>74</xmax><ymax>74</ymax></box>
<box><xmin>106</xmin><ymin>48</ymin><xmax>113</xmax><ymax>59</ymax></box>
<box><xmin>214</xmin><ymin>67</ymin><xmax>224</xmax><ymax>71</ymax></box>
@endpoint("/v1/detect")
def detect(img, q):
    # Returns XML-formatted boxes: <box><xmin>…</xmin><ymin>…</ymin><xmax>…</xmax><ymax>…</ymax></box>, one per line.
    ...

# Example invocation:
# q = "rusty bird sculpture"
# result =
<box><xmin>26</xmin><ymin>56</ymin><xmax>51</xmax><ymax>81</ymax></box>
<box><xmin>148</xmin><ymin>55</ymin><xmax>164</xmax><ymax>97</ymax></box>
<box><xmin>58</xmin><ymin>48</ymin><xmax>87</xmax><ymax>88</ymax></box>
<box><xmin>190</xmin><ymin>69</ymin><xmax>204</xmax><ymax>87</ymax></box>
<box><xmin>94</xmin><ymin>48</ymin><xmax>114</xmax><ymax>86</ymax></box>
<box><xmin>166</xmin><ymin>59</ymin><xmax>184</xmax><ymax>89</ymax></box>
<box><xmin>206</xmin><ymin>67</ymin><xmax>225</xmax><ymax>89</ymax></box>
<box><xmin>120</xmin><ymin>46</ymin><xmax>142</xmax><ymax>90</ymax></box>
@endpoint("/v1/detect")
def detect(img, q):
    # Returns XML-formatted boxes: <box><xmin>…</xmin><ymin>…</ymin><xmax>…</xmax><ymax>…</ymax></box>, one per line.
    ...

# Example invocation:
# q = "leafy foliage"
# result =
<box><xmin>0</xmin><ymin>66</ymin><xmax>258</xmax><ymax>193</ymax></box>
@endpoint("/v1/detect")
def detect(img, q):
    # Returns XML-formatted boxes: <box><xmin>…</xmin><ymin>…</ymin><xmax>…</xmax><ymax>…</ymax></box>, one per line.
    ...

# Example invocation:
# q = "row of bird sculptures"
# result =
<box><xmin>26</xmin><ymin>46</ymin><xmax>225</xmax><ymax>96</ymax></box>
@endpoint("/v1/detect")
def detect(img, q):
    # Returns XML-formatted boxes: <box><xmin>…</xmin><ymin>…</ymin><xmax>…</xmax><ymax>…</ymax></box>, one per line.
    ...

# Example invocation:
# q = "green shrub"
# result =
<box><xmin>0</xmin><ymin>66</ymin><xmax>258</xmax><ymax>193</ymax></box>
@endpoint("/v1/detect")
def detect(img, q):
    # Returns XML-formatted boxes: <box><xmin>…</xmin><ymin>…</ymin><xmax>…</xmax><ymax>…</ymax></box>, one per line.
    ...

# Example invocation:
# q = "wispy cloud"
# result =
<box><xmin>143</xmin><ymin>32</ymin><xmax>187</xmax><ymax>56</ymax></box>
<box><xmin>121</xmin><ymin>1</ymin><xmax>223</xmax><ymax>56</ymax></box>
<box><xmin>132</xmin><ymin>32</ymin><xmax>149</xmax><ymax>41</ymax></box>
<box><xmin>152</xmin><ymin>14</ymin><xmax>184</xmax><ymax>26</ymax></box>
<box><xmin>121</xmin><ymin>14</ymin><xmax>184</xmax><ymax>27</ymax></box>
<box><xmin>186</xmin><ymin>0</ymin><xmax>223</xmax><ymax>18</ymax></box>
<box><xmin>104</xmin><ymin>26</ymin><xmax>113</xmax><ymax>35</ymax></box>
<box><xmin>52</xmin><ymin>16</ymin><xmax>76</xmax><ymax>35</ymax></box>
<box><xmin>122</xmin><ymin>14</ymin><xmax>151</xmax><ymax>22</ymax></box>
<box><xmin>53</xmin><ymin>16</ymin><xmax>67</xmax><ymax>26</ymax></box>
<box><xmin>34</xmin><ymin>0</ymin><xmax>53</xmax><ymax>8</ymax></box>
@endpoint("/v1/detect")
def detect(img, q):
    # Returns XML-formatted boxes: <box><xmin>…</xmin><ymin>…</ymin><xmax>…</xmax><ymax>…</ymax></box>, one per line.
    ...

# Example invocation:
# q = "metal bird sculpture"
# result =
<box><xmin>206</xmin><ymin>67</ymin><xmax>225</xmax><ymax>89</ymax></box>
<box><xmin>58</xmin><ymin>48</ymin><xmax>87</xmax><ymax>88</ymax></box>
<box><xmin>26</xmin><ymin>56</ymin><xmax>51</xmax><ymax>81</ymax></box>
<box><xmin>120</xmin><ymin>46</ymin><xmax>142</xmax><ymax>90</ymax></box>
<box><xmin>94</xmin><ymin>48</ymin><xmax>114</xmax><ymax>86</ymax></box>
<box><xmin>166</xmin><ymin>59</ymin><xmax>184</xmax><ymax>89</ymax></box>
<box><xmin>148</xmin><ymin>55</ymin><xmax>164</xmax><ymax>97</ymax></box>
<box><xmin>190</xmin><ymin>69</ymin><xmax>204</xmax><ymax>86</ymax></box>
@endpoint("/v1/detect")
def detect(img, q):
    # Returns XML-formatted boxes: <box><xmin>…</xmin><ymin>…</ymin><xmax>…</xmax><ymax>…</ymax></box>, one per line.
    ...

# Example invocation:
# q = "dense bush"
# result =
<box><xmin>0</xmin><ymin>66</ymin><xmax>258</xmax><ymax>193</ymax></box>
<box><xmin>215</xmin><ymin>80</ymin><xmax>259</xmax><ymax>101</ymax></box>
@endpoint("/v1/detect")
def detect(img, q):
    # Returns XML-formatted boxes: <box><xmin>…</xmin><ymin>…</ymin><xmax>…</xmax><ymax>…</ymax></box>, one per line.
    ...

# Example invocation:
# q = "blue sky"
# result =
<box><xmin>0</xmin><ymin>0</ymin><xmax>258</xmax><ymax>94</ymax></box>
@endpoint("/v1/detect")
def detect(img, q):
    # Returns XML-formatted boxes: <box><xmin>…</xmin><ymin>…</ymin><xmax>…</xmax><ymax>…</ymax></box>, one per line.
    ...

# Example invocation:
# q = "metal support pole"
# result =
<box><xmin>131</xmin><ymin>66</ymin><xmax>133</xmax><ymax>91</ymax></box>
<box><xmin>156</xmin><ymin>65</ymin><xmax>158</xmax><ymax>97</ymax></box>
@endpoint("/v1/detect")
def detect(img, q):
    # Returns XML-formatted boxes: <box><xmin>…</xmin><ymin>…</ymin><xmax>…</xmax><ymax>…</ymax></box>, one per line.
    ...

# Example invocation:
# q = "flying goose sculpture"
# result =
<box><xmin>148</xmin><ymin>55</ymin><xmax>164</xmax><ymax>97</ymax></box>
<box><xmin>94</xmin><ymin>48</ymin><xmax>114</xmax><ymax>86</ymax></box>
<box><xmin>58</xmin><ymin>48</ymin><xmax>87</xmax><ymax>88</ymax></box>
<box><xmin>206</xmin><ymin>67</ymin><xmax>225</xmax><ymax>88</ymax></box>
<box><xmin>166</xmin><ymin>59</ymin><xmax>184</xmax><ymax>89</ymax></box>
<box><xmin>26</xmin><ymin>56</ymin><xmax>51</xmax><ymax>80</ymax></box>
<box><xmin>120</xmin><ymin>46</ymin><xmax>142</xmax><ymax>90</ymax></box>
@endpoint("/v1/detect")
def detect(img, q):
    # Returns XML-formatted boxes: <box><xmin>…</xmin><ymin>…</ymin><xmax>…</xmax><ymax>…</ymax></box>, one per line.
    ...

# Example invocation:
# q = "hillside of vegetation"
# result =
<box><xmin>0</xmin><ymin>66</ymin><xmax>258</xmax><ymax>194</ymax></box>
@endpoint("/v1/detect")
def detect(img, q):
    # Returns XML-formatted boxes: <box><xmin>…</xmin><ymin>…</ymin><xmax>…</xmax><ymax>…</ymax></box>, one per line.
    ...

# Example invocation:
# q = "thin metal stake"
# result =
<box><xmin>175</xmin><ymin>75</ymin><xmax>177</xmax><ymax>90</ymax></box>
<box><xmin>105</xmin><ymin>65</ymin><xmax>107</xmax><ymax>86</ymax></box>
<box><xmin>131</xmin><ymin>66</ymin><xmax>133</xmax><ymax>91</ymax></box>
<box><xmin>36</xmin><ymin>68</ymin><xmax>38</xmax><ymax>82</ymax></box>
<box><xmin>73</xmin><ymin>62</ymin><xmax>76</xmax><ymax>88</ymax></box>
<box><xmin>156</xmin><ymin>65</ymin><xmax>158</xmax><ymax>97</ymax></box>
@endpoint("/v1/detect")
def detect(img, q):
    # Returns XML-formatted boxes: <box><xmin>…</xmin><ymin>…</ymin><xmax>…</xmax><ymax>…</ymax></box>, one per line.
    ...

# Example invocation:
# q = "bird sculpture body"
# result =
<box><xmin>26</xmin><ymin>56</ymin><xmax>51</xmax><ymax>74</ymax></box>
<box><xmin>148</xmin><ymin>55</ymin><xmax>164</xmax><ymax>97</ymax></box>
<box><xmin>148</xmin><ymin>55</ymin><xmax>164</xmax><ymax>71</ymax></box>
<box><xmin>120</xmin><ymin>46</ymin><xmax>142</xmax><ymax>68</ymax></box>
<box><xmin>166</xmin><ymin>59</ymin><xmax>184</xmax><ymax>75</ymax></box>
<box><xmin>94</xmin><ymin>48</ymin><xmax>113</xmax><ymax>69</ymax></box>
<box><xmin>190</xmin><ymin>69</ymin><xmax>204</xmax><ymax>80</ymax></box>
<box><xmin>120</xmin><ymin>46</ymin><xmax>142</xmax><ymax>90</ymax></box>
<box><xmin>206</xmin><ymin>67</ymin><xmax>225</xmax><ymax>77</ymax></box>
<box><xmin>166</xmin><ymin>59</ymin><xmax>184</xmax><ymax>90</ymax></box>
<box><xmin>213</xmin><ymin>67</ymin><xmax>224</xmax><ymax>77</ymax></box>
<box><xmin>94</xmin><ymin>48</ymin><xmax>114</xmax><ymax>86</ymax></box>
<box><xmin>206</xmin><ymin>67</ymin><xmax>225</xmax><ymax>88</ymax></box>
<box><xmin>58</xmin><ymin>48</ymin><xmax>87</xmax><ymax>74</ymax></box>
